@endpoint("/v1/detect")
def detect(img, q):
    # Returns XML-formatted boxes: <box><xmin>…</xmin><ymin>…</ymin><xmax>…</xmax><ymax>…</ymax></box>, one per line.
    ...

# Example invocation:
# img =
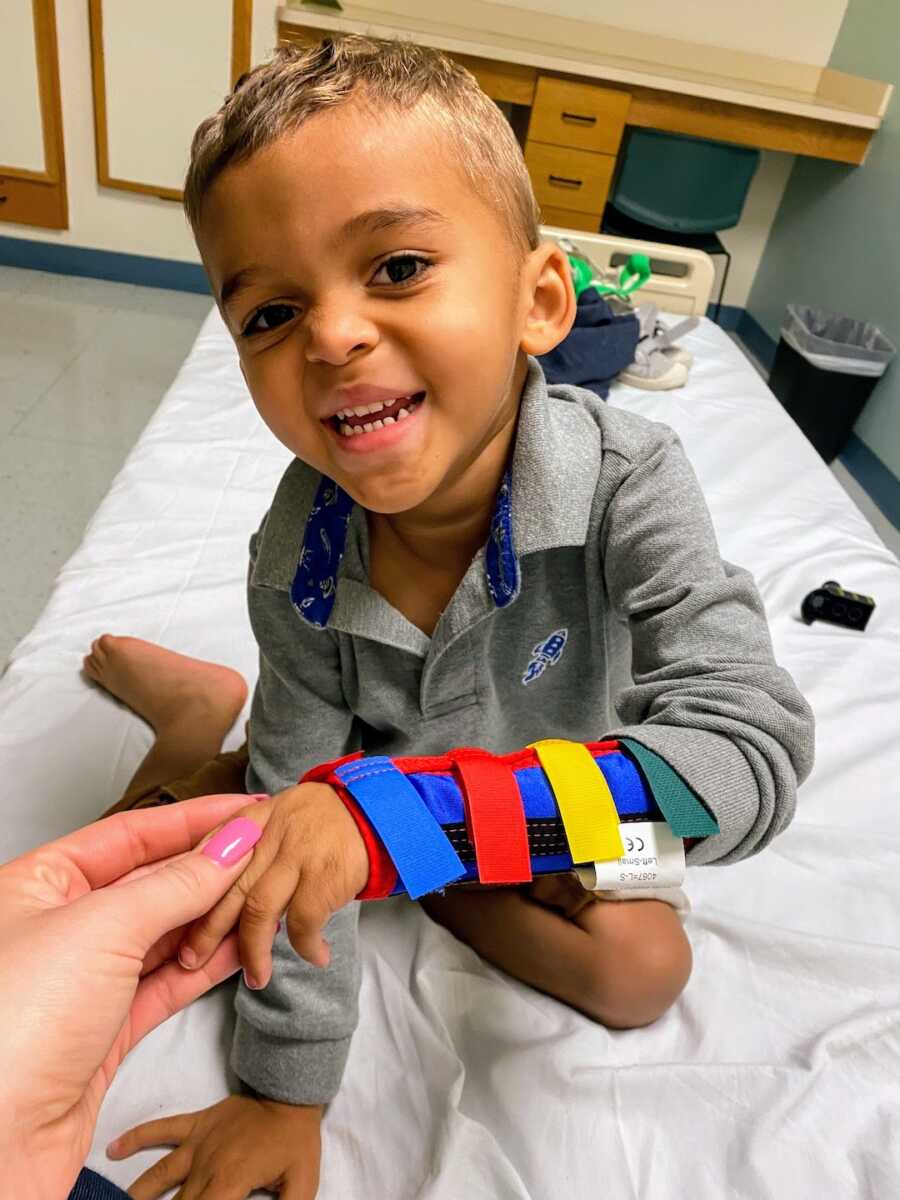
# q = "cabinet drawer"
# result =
<box><xmin>529</xmin><ymin>76</ymin><xmax>630</xmax><ymax>154</ymax></box>
<box><xmin>525</xmin><ymin>142</ymin><xmax>615</xmax><ymax>216</ymax></box>
<box><xmin>538</xmin><ymin>205</ymin><xmax>602</xmax><ymax>233</ymax></box>
<box><xmin>0</xmin><ymin>173</ymin><xmax>67</xmax><ymax>230</ymax></box>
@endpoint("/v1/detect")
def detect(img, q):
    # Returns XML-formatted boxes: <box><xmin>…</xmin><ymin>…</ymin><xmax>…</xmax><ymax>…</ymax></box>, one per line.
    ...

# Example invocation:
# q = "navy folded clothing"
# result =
<box><xmin>68</xmin><ymin>1170</ymin><xmax>130</xmax><ymax>1199</ymax></box>
<box><xmin>538</xmin><ymin>287</ymin><xmax>639</xmax><ymax>399</ymax></box>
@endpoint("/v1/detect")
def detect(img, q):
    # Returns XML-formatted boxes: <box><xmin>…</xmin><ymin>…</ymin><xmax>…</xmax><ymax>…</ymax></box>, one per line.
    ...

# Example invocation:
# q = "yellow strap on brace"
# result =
<box><xmin>530</xmin><ymin>740</ymin><xmax>625</xmax><ymax>864</ymax></box>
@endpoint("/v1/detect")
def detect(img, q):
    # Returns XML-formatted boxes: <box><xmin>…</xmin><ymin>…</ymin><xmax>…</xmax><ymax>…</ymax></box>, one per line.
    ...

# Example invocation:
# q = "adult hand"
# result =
<box><xmin>0</xmin><ymin>794</ymin><xmax>264</xmax><ymax>1200</ymax></box>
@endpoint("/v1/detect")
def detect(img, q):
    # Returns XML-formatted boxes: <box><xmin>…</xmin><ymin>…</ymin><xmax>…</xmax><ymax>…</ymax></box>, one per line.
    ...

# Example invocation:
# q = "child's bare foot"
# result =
<box><xmin>83</xmin><ymin>635</ymin><xmax>248</xmax><ymax>740</ymax></box>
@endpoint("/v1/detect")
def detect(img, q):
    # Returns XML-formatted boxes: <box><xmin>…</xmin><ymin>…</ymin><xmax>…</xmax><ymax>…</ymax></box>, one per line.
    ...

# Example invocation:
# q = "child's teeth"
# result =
<box><xmin>336</xmin><ymin>393</ymin><xmax>424</xmax><ymax>437</ymax></box>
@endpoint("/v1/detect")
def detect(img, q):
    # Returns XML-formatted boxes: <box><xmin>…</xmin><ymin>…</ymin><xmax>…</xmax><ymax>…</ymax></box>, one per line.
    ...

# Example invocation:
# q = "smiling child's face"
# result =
<box><xmin>197</xmin><ymin>98</ymin><xmax>571</xmax><ymax>516</ymax></box>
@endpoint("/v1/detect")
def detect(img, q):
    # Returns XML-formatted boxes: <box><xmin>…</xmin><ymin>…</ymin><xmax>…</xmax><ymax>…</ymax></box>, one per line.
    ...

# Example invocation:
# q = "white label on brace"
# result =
<box><xmin>575</xmin><ymin>821</ymin><xmax>686</xmax><ymax>891</ymax></box>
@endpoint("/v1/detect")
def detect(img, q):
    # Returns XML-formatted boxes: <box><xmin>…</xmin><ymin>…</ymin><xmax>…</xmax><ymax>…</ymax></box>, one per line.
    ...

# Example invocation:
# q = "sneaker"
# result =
<box><xmin>620</xmin><ymin>305</ymin><xmax>699</xmax><ymax>390</ymax></box>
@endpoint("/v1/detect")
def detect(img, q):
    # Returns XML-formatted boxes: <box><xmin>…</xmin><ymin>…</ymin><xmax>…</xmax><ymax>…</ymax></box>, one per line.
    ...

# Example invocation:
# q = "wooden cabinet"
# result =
<box><xmin>524</xmin><ymin>77</ymin><xmax>630</xmax><ymax>235</ymax></box>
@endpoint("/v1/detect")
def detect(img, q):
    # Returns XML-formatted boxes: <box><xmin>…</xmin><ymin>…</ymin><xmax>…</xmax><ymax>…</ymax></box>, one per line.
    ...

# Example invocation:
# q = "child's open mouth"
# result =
<box><xmin>331</xmin><ymin>391</ymin><xmax>426</xmax><ymax>438</ymax></box>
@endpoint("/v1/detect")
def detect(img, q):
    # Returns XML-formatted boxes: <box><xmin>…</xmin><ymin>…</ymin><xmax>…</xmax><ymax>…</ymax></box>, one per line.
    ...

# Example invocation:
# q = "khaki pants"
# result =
<box><xmin>101</xmin><ymin>742</ymin><xmax>250</xmax><ymax>818</ymax></box>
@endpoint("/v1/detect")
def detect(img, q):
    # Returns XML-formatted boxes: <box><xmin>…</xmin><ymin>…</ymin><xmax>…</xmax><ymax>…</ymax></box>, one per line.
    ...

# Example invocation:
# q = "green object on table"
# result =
<box><xmin>567</xmin><ymin>251</ymin><xmax>652</xmax><ymax>301</ymax></box>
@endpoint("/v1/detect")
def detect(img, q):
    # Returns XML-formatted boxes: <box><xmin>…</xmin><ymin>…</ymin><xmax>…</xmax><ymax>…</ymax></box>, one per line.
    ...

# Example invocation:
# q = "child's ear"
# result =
<box><xmin>518</xmin><ymin>241</ymin><xmax>577</xmax><ymax>357</ymax></box>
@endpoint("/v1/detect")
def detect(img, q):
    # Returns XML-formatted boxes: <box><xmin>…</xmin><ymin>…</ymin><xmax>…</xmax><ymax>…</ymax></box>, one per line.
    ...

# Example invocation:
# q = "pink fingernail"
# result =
<box><xmin>249</xmin><ymin>793</ymin><xmax>269</xmax><ymax>802</ymax></box>
<box><xmin>243</xmin><ymin>970</ymin><xmax>264</xmax><ymax>990</ymax></box>
<box><xmin>202</xmin><ymin>817</ymin><xmax>262</xmax><ymax>867</ymax></box>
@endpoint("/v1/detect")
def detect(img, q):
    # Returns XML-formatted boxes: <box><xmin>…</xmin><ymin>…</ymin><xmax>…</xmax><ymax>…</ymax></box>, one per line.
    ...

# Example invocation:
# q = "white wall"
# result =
<box><xmin>2</xmin><ymin>0</ymin><xmax>848</xmax><ymax>305</ymax></box>
<box><xmin>486</xmin><ymin>0</ymin><xmax>848</xmax><ymax>66</ymax></box>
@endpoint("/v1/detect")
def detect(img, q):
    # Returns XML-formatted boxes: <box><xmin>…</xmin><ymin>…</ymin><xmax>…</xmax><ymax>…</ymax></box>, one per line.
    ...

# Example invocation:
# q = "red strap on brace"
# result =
<box><xmin>450</xmin><ymin>748</ymin><xmax>532</xmax><ymax>884</ymax></box>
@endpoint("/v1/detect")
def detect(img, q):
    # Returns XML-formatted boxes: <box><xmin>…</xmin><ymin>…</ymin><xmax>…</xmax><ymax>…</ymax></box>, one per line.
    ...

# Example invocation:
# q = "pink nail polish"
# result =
<box><xmin>202</xmin><ymin>817</ymin><xmax>262</xmax><ymax>867</ymax></box>
<box><xmin>249</xmin><ymin>793</ymin><xmax>269</xmax><ymax>802</ymax></box>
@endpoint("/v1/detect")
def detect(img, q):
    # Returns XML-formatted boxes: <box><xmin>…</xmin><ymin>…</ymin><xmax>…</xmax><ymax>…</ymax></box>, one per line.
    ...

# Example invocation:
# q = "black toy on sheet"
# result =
<box><xmin>802</xmin><ymin>580</ymin><xmax>875</xmax><ymax>630</ymax></box>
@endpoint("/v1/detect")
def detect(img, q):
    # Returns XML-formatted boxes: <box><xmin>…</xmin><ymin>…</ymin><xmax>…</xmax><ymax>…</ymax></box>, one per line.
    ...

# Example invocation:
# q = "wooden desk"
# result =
<box><xmin>279</xmin><ymin>2</ymin><xmax>892</xmax><ymax>233</ymax></box>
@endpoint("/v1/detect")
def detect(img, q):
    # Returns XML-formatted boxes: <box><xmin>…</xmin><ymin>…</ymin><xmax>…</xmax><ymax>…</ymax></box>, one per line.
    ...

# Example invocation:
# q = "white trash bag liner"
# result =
<box><xmin>782</xmin><ymin>304</ymin><xmax>896</xmax><ymax>378</ymax></box>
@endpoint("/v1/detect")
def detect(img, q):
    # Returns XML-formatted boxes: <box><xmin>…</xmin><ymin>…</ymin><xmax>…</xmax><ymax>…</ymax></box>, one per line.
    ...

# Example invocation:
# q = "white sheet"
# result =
<box><xmin>2</xmin><ymin>312</ymin><xmax>899</xmax><ymax>1198</ymax></box>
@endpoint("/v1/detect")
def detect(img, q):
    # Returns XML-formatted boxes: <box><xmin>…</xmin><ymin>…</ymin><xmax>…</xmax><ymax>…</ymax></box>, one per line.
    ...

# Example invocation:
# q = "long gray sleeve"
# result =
<box><xmin>231</xmin><ymin>527</ymin><xmax>362</xmax><ymax>1106</ymax></box>
<box><xmin>599</xmin><ymin>420</ymin><xmax>816</xmax><ymax>866</ymax></box>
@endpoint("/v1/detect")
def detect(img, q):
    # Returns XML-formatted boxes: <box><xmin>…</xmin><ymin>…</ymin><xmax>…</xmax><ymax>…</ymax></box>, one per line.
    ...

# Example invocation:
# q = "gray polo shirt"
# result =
<box><xmin>230</xmin><ymin>359</ymin><xmax>815</xmax><ymax>1106</ymax></box>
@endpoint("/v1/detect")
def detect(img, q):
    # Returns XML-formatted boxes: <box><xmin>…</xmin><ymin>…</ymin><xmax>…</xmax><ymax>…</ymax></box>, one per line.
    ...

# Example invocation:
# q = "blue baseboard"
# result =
<box><xmin>735</xmin><ymin>310</ymin><xmax>778</xmax><ymax>372</ymax></box>
<box><xmin>839</xmin><ymin>434</ymin><xmax>900</xmax><ymax>532</ymax></box>
<box><xmin>705</xmin><ymin>303</ymin><xmax>743</xmax><ymax>332</ymax></box>
<box><xmin>0</xmin><ymin>236</ymin><xmax>210</xmax><ymax>294</ymax></box>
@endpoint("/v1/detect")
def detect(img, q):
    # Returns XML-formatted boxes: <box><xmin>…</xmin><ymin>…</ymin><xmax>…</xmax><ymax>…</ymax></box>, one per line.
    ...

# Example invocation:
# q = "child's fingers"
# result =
<box><xmin>281</xmin><ymin>1168</ymin><xmax>322</xmax><ymax>1200</ymax></box>
<box><xmin>177</xmin><ymin>850</ymin><xmax>277</xmax><ymax>970</ymax></box>
<box><xmin>106</xmin><ymin>1111</ymin><xmax>196</xmax><ymax>1159</ymax></box>
<box><xmin>139</xmin><ymin>922</ymin><xmax>190</xmax><ymax>978</ymax></box>
<box><xmin>237</xmin><ymin>859</ymin><xmax>301</xmax><ymax>989</ymax></box>
<box><xmin>177</xmin><ymin>815</ymin><xmax>276</xmax><ymax>970</ymax></box>
<box><xmin>177</xmin><ymin>882</ymin><xmax>247</xmax><ymax>971</ymax></box>
<box><xmin>126</xmin><ymin>1147</ymin><xmax>194</xmax><ymax>1200</ymax></box>
<box><xmin>284</xmin><ymin>887</ymin><xmax>334</xmax><ymax>970</ymax></box>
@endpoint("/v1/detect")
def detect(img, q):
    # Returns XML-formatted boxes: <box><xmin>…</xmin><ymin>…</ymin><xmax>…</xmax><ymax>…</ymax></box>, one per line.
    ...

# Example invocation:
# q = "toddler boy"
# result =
<box><xmin>98</xmin><ymin>36</ymin><xmax>814</xmax><ymax>1200</ymax></box>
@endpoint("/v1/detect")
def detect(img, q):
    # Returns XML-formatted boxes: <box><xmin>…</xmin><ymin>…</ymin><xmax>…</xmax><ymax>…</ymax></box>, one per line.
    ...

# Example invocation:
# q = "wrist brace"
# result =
<box><xmin>302</xmin><ymin>737</ymin><xmax>718</xmax><ymax>901</ymax></box>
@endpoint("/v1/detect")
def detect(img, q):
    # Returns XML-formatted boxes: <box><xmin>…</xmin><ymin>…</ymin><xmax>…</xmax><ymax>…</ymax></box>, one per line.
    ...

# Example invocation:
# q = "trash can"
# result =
<box><xmin>768</xmin><ymin>305</ymin><xmax>896</xmax><ymax>463</ymax></box>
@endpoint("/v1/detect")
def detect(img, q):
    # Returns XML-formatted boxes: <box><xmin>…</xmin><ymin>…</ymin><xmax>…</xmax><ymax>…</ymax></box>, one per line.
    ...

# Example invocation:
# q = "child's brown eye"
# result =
<box><xmin>244</xmin><ymin>304</ymin><xmax>296</xmax><ymax>336</ymax></box>
<box><xmin>372</xmin><ymin>255</ymin><xmax>431</xmax><ymax>286</ymax></box>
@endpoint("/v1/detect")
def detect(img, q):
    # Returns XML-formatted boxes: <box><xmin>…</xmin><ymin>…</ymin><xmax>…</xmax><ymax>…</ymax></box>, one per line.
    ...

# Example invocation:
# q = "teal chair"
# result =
<box><xmin>602</xmin><ymin>129</ymin><xmax>760</xmax><ymax>323</ymax></box>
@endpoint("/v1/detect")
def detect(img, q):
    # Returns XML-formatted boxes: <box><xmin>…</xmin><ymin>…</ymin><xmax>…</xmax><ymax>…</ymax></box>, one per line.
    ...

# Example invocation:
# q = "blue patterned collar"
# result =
<box><xmin>290</xmin><ymin>467</ymin><xmax>520</xmax><ymax>629</ymax></box>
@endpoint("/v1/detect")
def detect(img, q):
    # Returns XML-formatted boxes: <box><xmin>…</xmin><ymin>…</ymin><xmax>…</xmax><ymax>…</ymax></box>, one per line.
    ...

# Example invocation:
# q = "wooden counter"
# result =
<box><xmin>279</xmin><ymin>1</ymin><xmax>892</xmax><ymax>232</ymax></box>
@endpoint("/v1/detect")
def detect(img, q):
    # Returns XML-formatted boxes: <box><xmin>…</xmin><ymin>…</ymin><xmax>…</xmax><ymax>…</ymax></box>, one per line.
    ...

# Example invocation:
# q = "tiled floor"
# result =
<box><xmin>0</xmin><ymin>268</ymin><xmax>897</xmax><ymax>674</ymax></box>
<box><xmin>0</xmin><ymin>267</ymin><xmax>211</xmax><ymax>670</ymax></box>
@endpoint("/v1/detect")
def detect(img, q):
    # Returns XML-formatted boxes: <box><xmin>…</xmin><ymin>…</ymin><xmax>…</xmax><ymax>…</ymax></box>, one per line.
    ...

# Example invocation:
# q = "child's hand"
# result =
<box><xmin>180</xmin><ymin>783</ymin><xmax>369</xmax><ymax>986</ymax></box>
<box><xmin>107</xmin><ymin>1093</ymin><xmax>322</xmax><ymax>1200</ymax></box>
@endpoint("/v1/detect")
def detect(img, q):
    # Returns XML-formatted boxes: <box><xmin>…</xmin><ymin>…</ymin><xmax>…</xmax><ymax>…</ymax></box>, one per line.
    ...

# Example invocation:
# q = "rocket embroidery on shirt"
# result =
<box><xmin>522</xmin><ymin>628</ymin><xmax>568</xmax><ymax>685</ymax></box>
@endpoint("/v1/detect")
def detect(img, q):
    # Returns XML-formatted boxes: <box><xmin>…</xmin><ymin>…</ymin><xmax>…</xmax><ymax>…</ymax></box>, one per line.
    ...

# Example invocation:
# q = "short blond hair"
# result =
<box><xmin>184</xmin><ymin>35</ymin><xmax>540</xmax><ymax>253</ymax></box>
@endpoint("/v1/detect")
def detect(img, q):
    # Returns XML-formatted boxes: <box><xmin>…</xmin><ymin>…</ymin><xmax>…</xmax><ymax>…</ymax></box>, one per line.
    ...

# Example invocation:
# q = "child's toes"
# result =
<box><xmin>95</xmin><ymin>633</ymin><xmax>114</xmax><ymax>658</ymax></box>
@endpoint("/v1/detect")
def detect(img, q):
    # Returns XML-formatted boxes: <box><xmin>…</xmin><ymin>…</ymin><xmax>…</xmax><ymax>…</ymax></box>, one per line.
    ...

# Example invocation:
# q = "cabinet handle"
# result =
<box><xmin>548</xmin><ymin>174</ymin><xmax>583</xmax><ymax>189</ymax></box>
<box><xmin>561</xmin><ymin>110</ymin><xmax>597</xmax><ymax>126</ymax></box>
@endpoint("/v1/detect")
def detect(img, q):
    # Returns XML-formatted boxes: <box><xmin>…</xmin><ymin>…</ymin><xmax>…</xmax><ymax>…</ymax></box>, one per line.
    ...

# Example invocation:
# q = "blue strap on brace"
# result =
<box><xmin>334</xmin><ymin>757</ymin><xmax>467</xmax><ymax>898</ymax></box>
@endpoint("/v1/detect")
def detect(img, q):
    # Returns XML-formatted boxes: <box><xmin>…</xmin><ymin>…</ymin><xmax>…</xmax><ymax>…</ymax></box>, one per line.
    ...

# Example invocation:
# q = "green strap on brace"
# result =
<box><xmin>619</xmin><ymin>738</ymin><xmax>720</xmax><ymax>838</ymax></box>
